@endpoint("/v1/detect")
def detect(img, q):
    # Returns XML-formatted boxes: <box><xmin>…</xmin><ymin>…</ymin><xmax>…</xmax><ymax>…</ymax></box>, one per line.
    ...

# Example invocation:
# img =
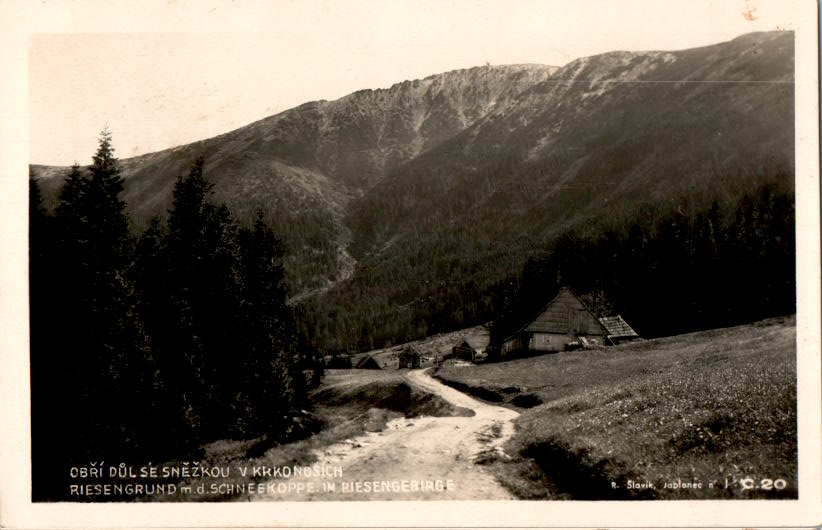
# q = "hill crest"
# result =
<box><xmin>31</xmin><ymin>32</ymin><xmax>794</xmax><ymax>328</ymax></box>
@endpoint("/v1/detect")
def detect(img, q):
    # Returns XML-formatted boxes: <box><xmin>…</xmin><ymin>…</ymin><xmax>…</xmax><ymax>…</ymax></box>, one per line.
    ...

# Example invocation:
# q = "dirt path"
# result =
<box><xmin>252</xmin><ymin>369</ymin><xmax>519</xmax><ymax>500</ymax></box>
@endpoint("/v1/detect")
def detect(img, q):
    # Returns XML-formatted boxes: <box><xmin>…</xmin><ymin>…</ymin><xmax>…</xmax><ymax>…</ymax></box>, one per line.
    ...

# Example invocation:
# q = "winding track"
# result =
<box><xmin>254</xmin><ymin>368</ymin><xmax>519</xmax><ymax>500</ymax></box>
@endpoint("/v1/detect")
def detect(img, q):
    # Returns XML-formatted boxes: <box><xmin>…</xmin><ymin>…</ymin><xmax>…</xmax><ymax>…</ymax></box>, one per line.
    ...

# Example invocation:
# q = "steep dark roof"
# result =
<box><xmin>459</xmin><ymin>334</ymin><xmax>490</xmax><ymax>351</ymax></box>
<box><xmin>354</xmin><ymin>355</ymin><xmax>381</xmax><ymax>369</ymax></box>
<box><xmin>523</xmin><ymin>287</ymin><xmax>608</xmax><ymax>335</ymax></box>
<box><xmin>598</xmin><ymin>315</ymin><xmax>639</xmax><ymax>338</ymax></box>
<box><xmin>398</xmin><ymin>346</ymin><xmax>421</xmax><ymax>357</ymax></box>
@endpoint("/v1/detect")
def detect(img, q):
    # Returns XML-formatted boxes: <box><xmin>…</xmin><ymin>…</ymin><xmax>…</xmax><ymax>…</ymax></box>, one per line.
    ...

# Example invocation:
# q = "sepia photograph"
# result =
<box><xmin>1</xmin><ymin>0</ymin><xmax>820</xmax><ymax>527</ymax></box>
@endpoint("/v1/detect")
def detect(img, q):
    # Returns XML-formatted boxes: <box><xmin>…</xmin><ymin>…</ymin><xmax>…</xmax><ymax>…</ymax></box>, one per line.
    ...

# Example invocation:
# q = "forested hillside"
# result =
<box><xmin>30</xmin><ymin>134</ymin><xmax>315</xmax><ymax>499</ymax></box>
<box><xmin>30</xmin><ymin>31</ymin><xmax>795</xmax><ymax>358</ymax></box>
<box><xmin>308</xmin><ymin>31</ymin><xmax>796</xmax><ymax>352</ymax></box>
<box><xmin>31</xmin><ymin>65</ymin><xmax>556</xmax><ymax>294</ymax></box>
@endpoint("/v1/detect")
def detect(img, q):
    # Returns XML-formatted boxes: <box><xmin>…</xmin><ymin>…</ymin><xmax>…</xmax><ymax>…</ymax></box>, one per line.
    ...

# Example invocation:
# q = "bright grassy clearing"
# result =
<box><xmin>436</xmin><ymin>316</ymin><xmax>797</xmax><ymax>499</ymax></box>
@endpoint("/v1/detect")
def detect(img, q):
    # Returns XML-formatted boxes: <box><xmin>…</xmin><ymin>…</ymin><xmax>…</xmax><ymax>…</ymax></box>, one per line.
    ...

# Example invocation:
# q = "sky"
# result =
<box><xmin>24</xmin><ymin>0</ymin><xmax>802</xmax><ymax>165</ymax></box>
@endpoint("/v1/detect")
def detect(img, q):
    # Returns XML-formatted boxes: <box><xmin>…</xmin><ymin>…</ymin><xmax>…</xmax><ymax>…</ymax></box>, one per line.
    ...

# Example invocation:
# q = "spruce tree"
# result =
<box><xmin>131</xmin><ymin>217</ymin><xmax>190</xmax><ymax>451</ymax></box>
<box><xmin>238</xmin><ymin>210</ymin><xmax>303</xmax><ymax>431</ymax></box>
<box><xmin>55</xmin><ymin>163</ymin><xmax>87</xmax><ymax>228</ymax></box>
<box><xmin>30</xmin><ymin>175</ymin><xmax>63</xmax><ymax>499</ymax></box>
<box><xmin>51</xmin><ymin>130</ymin><xmax>140</xmax><ymax>458</ymax></box>
<box><xmin>166</xmin><ymin>157</ymin><xmax>243</xmax><ymax>438</ymax></box>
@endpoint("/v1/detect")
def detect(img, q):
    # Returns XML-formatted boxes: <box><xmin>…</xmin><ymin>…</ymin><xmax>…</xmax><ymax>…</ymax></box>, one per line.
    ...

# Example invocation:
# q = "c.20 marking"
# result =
<box><xmin>733</xmin><ymin>477</ymin><xmax>787</xmax><ymax>491</ymax></box>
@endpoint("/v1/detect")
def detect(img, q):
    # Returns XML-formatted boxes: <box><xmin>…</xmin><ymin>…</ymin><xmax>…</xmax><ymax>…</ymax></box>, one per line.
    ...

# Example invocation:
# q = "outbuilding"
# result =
<box><xmin>598</xmin><ymin>315</ymin><xmax>641</xmax><ymax>345</ymax></box>
<box><xmin>397</xmin><ymin>346</ymin><xmax>421</xmax><ymax>369</ymax></box>
<box><xmin>354</xmin><ymin>354</ymin><xmax>382</xmax><ymax>369</ymax></box>
<box><xmin>451</xmin><ymin>335</ymin><xmax>489</xmax><ymax>362</ymax></box>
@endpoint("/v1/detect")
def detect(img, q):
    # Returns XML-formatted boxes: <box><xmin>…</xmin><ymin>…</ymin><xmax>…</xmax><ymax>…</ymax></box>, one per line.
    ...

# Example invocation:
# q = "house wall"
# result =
<box><xmin>529</xmin><ymin>332</ymin><xmax>574</xmax><ymax>352</ymax></box>
<box><xmin>501</xmin><ymin>336</ymin><xmax>524</xmax><ymax>356</ymax></box>
<box><xmin>452</xmin><ymin>345</ymin><xmax>476</xmax><ymax>361</ymax></box>
<box><xmin>398</xmin><ymin>353</ymin><xmax>421</xmax><ymax>368</ymax></box>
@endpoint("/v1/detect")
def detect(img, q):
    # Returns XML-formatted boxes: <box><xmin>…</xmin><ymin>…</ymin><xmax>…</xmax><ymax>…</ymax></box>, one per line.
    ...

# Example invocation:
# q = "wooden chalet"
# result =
<box><xmin>598</xmin><ymin>315</ymin><xmax>641</xmax><ymax>345</ymax></box>
<box><xmin>397</xmin><ymin>346</ymin><xmax>421</xmax><ymax>369</ymax></box>
<box><xmin>450</xmin><ymin>335</ymin><xmax>490</xmax><ymax>362</ymax></box>
<box><xmin>500</xmin><ymin>287</ymin><xmax>609</xmax><ymax>356</ymax></box>
<box><xmin>354</xmin><ymin>354</ymin><xmax>381</xmax><ymax>369</ymax></box>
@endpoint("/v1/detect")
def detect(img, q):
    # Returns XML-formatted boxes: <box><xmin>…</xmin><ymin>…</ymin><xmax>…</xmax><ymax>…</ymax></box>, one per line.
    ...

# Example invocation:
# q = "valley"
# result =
<box><xmin>24</xmin><ymin>17</ymin><xmax>803</xmax><ymax>512</ymax></box>
<box><xmin>150</xmin><ymin>316</ymin><xmax>795</xmax><ymax>501</ymax></box>
<box><xmin>30</xmin><ymin>31</ymin><xmax>795</xmax><ymax>355</ymax></box>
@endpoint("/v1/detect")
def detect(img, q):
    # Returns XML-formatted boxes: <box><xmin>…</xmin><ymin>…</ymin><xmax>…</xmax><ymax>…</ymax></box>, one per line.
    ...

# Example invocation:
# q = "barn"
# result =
<box><xmin>450</xmin><ymin>335</ymin><xmax>489</xmax><ymax>362</ymax></box>
<box><xmin>598</xmin><ymin>315</ymin><xmax>641</xmax><ymax>345</ymax></box>
<box><xmin>354</xmin><ymin>354</ymin><xmax>381</xmax><ymax>369</ymax></box>
<box><xmin>397</xmin><ymin>346</ymin><xmax>421</xmax><ymax>369</ymax></box>
<box><xmin>500</xmin><ymin>287</ymin><xmax>609</xmax><ymax>356</ymax></box>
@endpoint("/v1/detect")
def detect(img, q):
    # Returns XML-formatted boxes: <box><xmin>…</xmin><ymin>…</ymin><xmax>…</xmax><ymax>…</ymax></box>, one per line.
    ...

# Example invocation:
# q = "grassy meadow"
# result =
<box><xmin>435</xmin><ymin>316</ymin><xmax>797</xmax><ymax>499</ymax></box>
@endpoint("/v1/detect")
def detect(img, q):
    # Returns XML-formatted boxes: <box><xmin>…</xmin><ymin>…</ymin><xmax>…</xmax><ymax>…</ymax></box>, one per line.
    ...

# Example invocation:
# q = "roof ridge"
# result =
<box><xmin>503</xmin><ymin>287</ymin><xmax>608</xmax><ymax>340</ymax></box>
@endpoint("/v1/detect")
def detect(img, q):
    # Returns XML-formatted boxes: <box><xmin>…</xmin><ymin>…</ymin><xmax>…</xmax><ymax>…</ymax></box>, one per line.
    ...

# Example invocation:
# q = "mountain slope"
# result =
<box><xmin>31</xmin><ymin>64</ymin><xmax>557</xmax><ymax>292</ymax></box>
<box><xmin>349</xmin><ymin>31</ymin><xmax>794</xmax><ymax>258</ymax></box>
<box><xmin>31</xmin><ymin>31</ymin><xmax>795</xmax><ymax>352</ymax></box>
<box><xmin>306</xmin><ymin>30</ymin><xmax>793</xmax><ymax>351</ymax></box>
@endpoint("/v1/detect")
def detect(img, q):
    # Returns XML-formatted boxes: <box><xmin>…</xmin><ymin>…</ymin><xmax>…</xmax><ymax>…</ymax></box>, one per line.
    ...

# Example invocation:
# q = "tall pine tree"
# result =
<box><xmin>166</xmin><ymin>156</ymin><xmax>243</xmax><ymax>438</ymax></box>
<box><xmin>237</xmin><ymin>210</ymin><xmax>304</xmax><ymax>432</ymax></box>
<box><xmin>30</xmin><ymin>175</ymin><xmax>63</xmax><ymax>500</ymax></box>
<box><xmin>51</xmin><ymin>130</ymin><xmax>142</xmax><ymax>457</ymax></box>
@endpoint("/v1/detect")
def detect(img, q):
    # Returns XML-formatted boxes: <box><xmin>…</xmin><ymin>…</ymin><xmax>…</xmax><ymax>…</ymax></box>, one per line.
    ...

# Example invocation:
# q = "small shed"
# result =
<box><xmin>598</xmin><ymin>315</ymin><xmax>640</xmax><ymax>345</ymax></box>
<box><xmin>354</xmin><ymin>354</ymin><xmax>381</xmax><ymax>370</ymax></box>
<box><xmin>451</xmin><ymin>335</ymin><xmax>490</xmax><ymax>362</ymax></box>
<box><xmin>397</xmin><ymin>346</ymin><xmax>421</xmax><ymax>369</ymax></box>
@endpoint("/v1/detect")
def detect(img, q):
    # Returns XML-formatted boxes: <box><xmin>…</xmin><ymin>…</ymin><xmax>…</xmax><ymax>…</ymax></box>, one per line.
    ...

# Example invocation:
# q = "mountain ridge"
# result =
<box><xmin>32</xmin><ymin>63</ymin><xmax>559</xmax><ymax>293</ymax></box>
<box><xmin>31</xmin><ymin>31</ymin><xmax>795</xmax><ymax>347</ymax></box>
<box><xmin>347</xmin><ymin>30</ymin><xmax>793</xmax><ymax>258</ymax></box>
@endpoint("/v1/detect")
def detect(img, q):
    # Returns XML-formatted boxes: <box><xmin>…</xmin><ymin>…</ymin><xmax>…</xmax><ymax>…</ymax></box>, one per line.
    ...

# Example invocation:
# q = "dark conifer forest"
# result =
<box><xmin>488</xmin><ymin>177</ymin><xmax>796</xmax><ymax>349</ymax></box>
<box><xmin>30</xmin><ymin>132</ymin><xmax>310</xmax><ymax>500</ymax></box>
<box><xmin>297</xmin><ymin>167</ymin><xmax>795</xmax><ymax>355</ymax></box>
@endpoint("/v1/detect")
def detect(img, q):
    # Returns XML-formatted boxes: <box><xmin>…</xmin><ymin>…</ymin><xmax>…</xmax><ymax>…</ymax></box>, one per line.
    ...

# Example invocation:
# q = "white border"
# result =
<box><xmin>1</xmin><ymin>0</ymin><xmax>819</xmax><ymax>528</ymax></box>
